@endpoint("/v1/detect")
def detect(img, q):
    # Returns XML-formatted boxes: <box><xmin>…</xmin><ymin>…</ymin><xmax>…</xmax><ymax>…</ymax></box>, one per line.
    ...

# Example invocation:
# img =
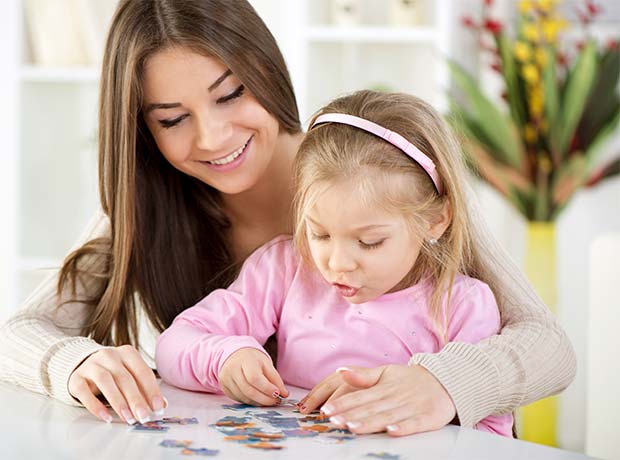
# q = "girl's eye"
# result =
<box><xmin>311</xmin><ymin>233</ymin><xmax>330</xmax><ymax>241</ymax></box>
<box><xmin>217</xmin><ymin>85</ymin><xmax>245</xmax><ymax>104</ymax></box>
<box><xmin>158</xmin><ymin>114</ymin><xmax>189</xmax><ymax>129</ymax></box>
<box><xmin>359</xmin><ymin>239</ymin><xmax>385</xmax><ymax>250</ymax></box>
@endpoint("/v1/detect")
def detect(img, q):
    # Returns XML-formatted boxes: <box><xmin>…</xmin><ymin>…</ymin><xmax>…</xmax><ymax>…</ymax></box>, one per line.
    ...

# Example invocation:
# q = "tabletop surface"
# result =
<box><xmin>0</xmin><ymin>381</ymin><xmax>594</xmax><ymax>460</ymax></box>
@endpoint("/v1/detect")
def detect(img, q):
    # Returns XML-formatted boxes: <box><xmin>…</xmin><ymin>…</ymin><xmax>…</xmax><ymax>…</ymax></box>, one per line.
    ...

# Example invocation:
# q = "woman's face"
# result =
<box><xmin>142</xmin><ymin>48</ymin><xmax>281</xmax><ymax>195</ymax></box>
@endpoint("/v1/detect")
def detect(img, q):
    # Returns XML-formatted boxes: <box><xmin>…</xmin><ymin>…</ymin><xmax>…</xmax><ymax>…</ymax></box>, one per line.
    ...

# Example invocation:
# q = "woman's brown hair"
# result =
<box><xmin>58</xmin><ymin>0</ymin><xmax>301</xmax><ymax>347</ymax></box>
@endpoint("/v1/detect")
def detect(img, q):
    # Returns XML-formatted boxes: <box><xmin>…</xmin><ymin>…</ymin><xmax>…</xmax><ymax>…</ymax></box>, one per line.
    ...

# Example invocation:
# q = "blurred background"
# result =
<box><xmin>0</xmin><ymin>0</ymin><xmax>618</xmax><ymax>457</ymax></box>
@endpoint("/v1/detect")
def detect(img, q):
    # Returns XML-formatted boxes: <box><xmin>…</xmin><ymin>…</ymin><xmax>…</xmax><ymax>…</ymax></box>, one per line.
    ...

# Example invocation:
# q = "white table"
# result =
<box><xmin>0</xmin><ymin>381</ymin><xmax>593</xmax><ymax>459</ymax></box>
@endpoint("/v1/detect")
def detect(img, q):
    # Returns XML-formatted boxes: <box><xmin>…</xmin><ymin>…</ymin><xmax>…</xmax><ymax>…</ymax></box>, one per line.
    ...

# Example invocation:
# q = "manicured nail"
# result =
<box><xmin>386</xmin><ymin>424</ymin><xmax>399</xmax><ymax>432</ymax></box>
<box><xmin>300</xmin><ymin>405</ymin><xmax>307</xmax><ymax>412</ymax></box>
<box><xmin>121</xmin><ymin>409</ymin><xmax>136</xmax><ymax>425</ymax></box>
<box><xmin>99</xmin><ymin>410</ymin><xmax>113</xmax><ymax>423</ymax></box>
<box><xmin>330</xmin><ymin>416</ymin><xmax>345</xmax><ymax>426</ymax></box>
<box><xmin>321</xmin><ymin>404</ymin><xmax>334</xmax><ymax>415</ymax></box>
<box><xmin>336</xmin><ymin>367</ymin><xmax>353</xmax><ymax>373</ymax></box>
<box><xmin>272</xmin><ymin>391</ymin><xmax>280</xmax><ymax>398</ymax></box>
<box><xmin>163</xmin><ymin>396</ymin><xmax>169</xmax><ymax>408</ymax></box>
<box><xmin>151</xmin><ymin>396</ymin><xmax>165</xmax><ymax>416</ymax></box>
<box><xmin>346</xmin><ymin>421</ymin><xmax>362</xmax><ymax>430</ymax></box>
<box><xmin>136</xmin><ymin>407</ymin><xmax>151</xmax><ymax>424</ymax></box>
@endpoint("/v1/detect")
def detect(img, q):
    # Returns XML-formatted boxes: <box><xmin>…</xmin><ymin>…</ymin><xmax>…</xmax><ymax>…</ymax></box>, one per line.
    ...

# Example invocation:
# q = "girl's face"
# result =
<box><xmin>305</xmin><ymin>180</ymin><xmax>423</xmax><ymax>304</ymax></box>
<box><xmin>142</xmin><ymin>48</ymin><xmax>281</xmax><ymax>195</ymax></box>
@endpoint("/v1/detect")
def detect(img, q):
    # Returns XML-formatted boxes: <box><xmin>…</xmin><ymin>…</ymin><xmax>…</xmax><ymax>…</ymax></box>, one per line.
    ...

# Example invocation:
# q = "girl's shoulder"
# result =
<box><xmin>243</xmin><ymin>234</ymin><xmax>299</xmax><ymax>270</ymax></box>
<box><xmin>447</xmin><ymin>274</ymin><xmax>499</xmax><ymax>321</ymax></box>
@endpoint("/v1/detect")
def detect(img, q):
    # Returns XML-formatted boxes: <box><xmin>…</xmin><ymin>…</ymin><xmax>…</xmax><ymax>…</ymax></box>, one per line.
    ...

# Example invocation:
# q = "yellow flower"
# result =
<box><xmin>537</xmin><ymin>0</ymin><xmax>558</xmax><ymax>14</ymax></box>
<box><xmin>535</xmin><ymin>48</ymin><xmax>548</xmax><ymax>67</ymax></box>
<box><xmin>524</xmin><ymin>124</ymin><xmax>538</xmax><ymax>143</ymax></box>
<box><xmin>529</xmin><ymin>91</ymin><xmax>544</xmax><ymax>117</ymax></box>
<box><xmin>521</xmin><ymin>64</ymin><xmax>540</xmax><ymax>85</ymax></box>
<box><xmin>542</xmin><ymin>19</ymin><xmax>567</xmax><ymax>42</ymax></box>
<box><xmin>514</xmin><ymin>42</ymin><xmax>532</xmax><ymax>62</ymax></box>
<box><xmin>522</xmin><ymin>23</ymin><xmax>541</xmax><ymax>42</ymax></box>
<box><xmin>538</xmin><ymin>155</ymin><xmax>552</xmax><ymax>173</ymax></box>
<box><xmin>519</xmin><ymin>0</ymin><xmax>534</xmax><ymax>13</ymax></box>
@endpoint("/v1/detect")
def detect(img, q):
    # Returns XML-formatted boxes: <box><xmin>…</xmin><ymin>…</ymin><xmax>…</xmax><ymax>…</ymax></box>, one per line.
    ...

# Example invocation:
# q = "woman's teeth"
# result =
<box><xmin>207</xmin><ymin>139</ymin><xmax>249</xmax><ymax>165</ymax></box>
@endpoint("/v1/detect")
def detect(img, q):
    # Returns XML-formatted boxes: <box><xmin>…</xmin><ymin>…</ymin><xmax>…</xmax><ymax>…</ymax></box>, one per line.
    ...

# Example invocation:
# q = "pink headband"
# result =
<box><xmin>310</xmin><ymin>113</ymin><xmax>443</xmax><ymax>194</ymax></box>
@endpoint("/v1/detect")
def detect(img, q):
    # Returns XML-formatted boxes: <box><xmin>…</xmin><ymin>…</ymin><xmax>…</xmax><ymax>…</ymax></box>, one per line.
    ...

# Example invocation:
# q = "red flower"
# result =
<box><xmin>585</xmin><ymin>0</ymin><xmax>602</xmax><ymax>16</ymax></box>
<box><xmin>483</xmin><ymin>19</ymin><xmax>503</xmax><ymax>35</ymax></box>
<box><xmin>491</xmin><ymin>62</ymin><xmax>502</xmax><ymax>73</ymax></box>
<box><xmin>484</xmin><ymin>0</ymin><xmax>494</xmax><ymax>6</ymax></box>
<box><xmin>462</xmin><ymin>16</ymin><xmax>476</xmax><ymax>28</ymax></box>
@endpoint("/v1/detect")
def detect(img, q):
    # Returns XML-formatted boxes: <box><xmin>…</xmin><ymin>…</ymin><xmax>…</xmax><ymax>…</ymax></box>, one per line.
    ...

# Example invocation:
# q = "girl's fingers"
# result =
<box><xmin>262</xmin><ymin>363</ymin><xmax>288</xmax><ymax>398</ymax></box>
<box><xmin>118</xmin><ymin>345</ymin><xmax>165</xmax><ymax>414</ymax></box>
<box><xmin>67</xmin><ymin>375</ymin><xmax>113</xmax><ymax>423</ymax></box>
<box><xmin>225</xmin><ymin>378</ymin><xmax>255</xmax><ymax>405</ymax></box>
<box><xmin>239</xmin><ymin>364</ymin><xmax>280</xmax><ymax>406</ymax></box>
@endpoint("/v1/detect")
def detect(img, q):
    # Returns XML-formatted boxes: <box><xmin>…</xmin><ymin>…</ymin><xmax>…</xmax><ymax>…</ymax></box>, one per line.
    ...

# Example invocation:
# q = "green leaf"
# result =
<box><xmin>449</xmin><ymin>60</ymin><xmax>524</xmax><ymax>169</ymax></box>
<box><xmin>577</xmin><ymin>48</ymin><xmax>620</xmax><ymax>149</ymax></box>
<box><xmin>496</xmin><ymin>33</ymin><xmax>527</xmax><ymax>128</ymax></box>
<box><xmin>583</xmin><ymin>110</ymin><xmax>620</xmax><ymax>172</ymax></box>
<box><xmin>559</xmin><ymin>40</ymin><xmax>598</xmax><ymax>155</ymax></box>
<box><xmin>543</xmin><ymin>46</ymin><xmax>561</xmax><ymax>162</ymax></box>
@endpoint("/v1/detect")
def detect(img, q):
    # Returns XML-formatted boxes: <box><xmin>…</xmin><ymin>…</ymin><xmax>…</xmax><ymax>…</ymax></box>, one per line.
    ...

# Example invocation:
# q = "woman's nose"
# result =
<box><xmin>194</xmin><ymin>111</ymin><xmax>233</xmax><ymax>152</ymax></box>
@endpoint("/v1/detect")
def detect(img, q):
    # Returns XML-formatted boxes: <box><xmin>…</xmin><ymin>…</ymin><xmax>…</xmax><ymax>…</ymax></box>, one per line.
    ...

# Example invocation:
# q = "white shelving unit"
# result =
<box><xmin>1</xmin><ymin>0</ymin><xmax>453</xmax><ymax>319</ymax></box>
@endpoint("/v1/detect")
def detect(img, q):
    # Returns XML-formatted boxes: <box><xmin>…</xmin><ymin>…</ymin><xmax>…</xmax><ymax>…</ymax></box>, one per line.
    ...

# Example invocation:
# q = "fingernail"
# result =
<box><xmin>99</xmin><ymin>410</ymin><xmax>113</xmax><ymax>423</ymax></box>
<box><xmin>136</xmin><ymin>407</ymin><xmax>151</xmax><ymax>424</ymax></box>
<box><xmin>300</xmin><ymin>405</ymin><xmax>307</xmax><ymax>412</ymax></box>
<box><xmin>321</xmin><ymin>404</ymin><xmax>334</xmax><ymax>415</ymax></box>
<box><xmin>151</xmin><ymin>396</ymin><xmax>165</xmax><ymax>416</ymax></box>
<box><xmin>329</xmin><ymin>415</ymin><xmax>345</xmax><ymax>426</ymax></box>
<box><xmin>163</xmin><ymin>396</ymin><xmax>169</xmax><ymax>408</ymax></box>
<box><xmin>346</xmin><ymin>421</ymin><xmax>362</xmax><ymax>430</ymax></box>
<box><xmin>121</xmin><ymin>409</ymin><xmax>137</xmax><ymax>425</ymax></box>
<box><xmin>272</xmin><ymin>391</ymin><xmax>280</xmax><ymax>398</ymax></box>
<box><xmin>336</xmin><ymin>367</ymin><xmax>353</xmax><ymax>373</ymax></box>
<box><xmin>386</xmin><ymin>424</ymin><xmax>399</xmax><ymax>432</ymax></box>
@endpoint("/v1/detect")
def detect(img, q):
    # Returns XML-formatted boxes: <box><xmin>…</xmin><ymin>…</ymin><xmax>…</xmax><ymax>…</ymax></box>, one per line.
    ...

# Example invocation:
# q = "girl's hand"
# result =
<box><xmin>218</xmin><ymin>348</ymin><xmax>288</xmax><ymax>406</ymax></box>
<box><xmin>68</xmin><ymin>345</ymin><xmax>166</xmax><ymax>424</ymax></box>
<box><xmin>298</xmin><ymin>366</ymin><xmax>365</xmax><ymax>414</ymax></box>
<box><xmin>319</xmin><ymin>365</ymin><xmax>456</xmax><ymax>436</ymax></box>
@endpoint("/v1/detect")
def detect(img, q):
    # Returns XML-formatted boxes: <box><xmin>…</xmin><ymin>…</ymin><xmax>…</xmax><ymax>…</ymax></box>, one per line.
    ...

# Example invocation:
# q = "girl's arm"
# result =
<box><xmin>155</xmin><ymin>236</ymin><xmax>297</xmax><ymax>394</ymax></box>
<box><xmin>0</xmin><ymin>210</ymin><xmax>110</xmax><ymax>405</ymax></box>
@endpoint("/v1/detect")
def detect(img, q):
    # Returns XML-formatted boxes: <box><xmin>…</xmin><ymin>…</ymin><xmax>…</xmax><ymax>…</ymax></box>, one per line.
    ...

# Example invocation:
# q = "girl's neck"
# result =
<box><xmin>220</xmin><ymin>130</ymin><xmax>304</xmax><ymax>232</ymax></box>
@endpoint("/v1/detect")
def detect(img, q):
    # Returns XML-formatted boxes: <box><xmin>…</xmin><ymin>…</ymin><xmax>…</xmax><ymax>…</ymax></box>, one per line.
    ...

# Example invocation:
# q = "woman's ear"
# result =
<box><xmin>428</xmin><ymin>200</ymin><xmax>452</xmax><ymax>240</ymax></box>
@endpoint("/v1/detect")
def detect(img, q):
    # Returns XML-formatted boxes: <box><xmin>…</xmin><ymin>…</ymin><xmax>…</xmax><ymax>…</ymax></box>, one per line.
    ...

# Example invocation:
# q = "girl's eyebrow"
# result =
<box><xmin>144</xmin><ymin>69</ymin><xmax>233</xmax><ymax>113</ymax></box>
<box><xmin>306</xmin><ymin>215</ymin><xmax>392</xmax><ymax>231</ymax></box>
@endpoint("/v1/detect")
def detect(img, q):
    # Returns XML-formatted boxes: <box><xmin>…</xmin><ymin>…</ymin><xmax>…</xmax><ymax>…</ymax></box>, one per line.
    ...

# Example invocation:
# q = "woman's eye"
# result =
<box><xmin>158</xmin><ymin>114</ymin><xmax>189</xmax><ymax>129</ymax></box>
<box><xmin>217</xmin><ymin>85</ymin><xmax>245</xmax><ymax>104</ymax></box>
<box><xmin>359</xmin><ymin>239</ymin><xmax>384</xmax><ymax>250</ymax></box>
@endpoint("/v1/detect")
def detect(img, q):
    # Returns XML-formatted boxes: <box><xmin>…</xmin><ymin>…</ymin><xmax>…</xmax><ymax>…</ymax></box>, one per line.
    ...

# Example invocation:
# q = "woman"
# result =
<box><xmin>0</xmin><ymin>0</ymin><xmax>575</xmax><ymax>434</ymax></box>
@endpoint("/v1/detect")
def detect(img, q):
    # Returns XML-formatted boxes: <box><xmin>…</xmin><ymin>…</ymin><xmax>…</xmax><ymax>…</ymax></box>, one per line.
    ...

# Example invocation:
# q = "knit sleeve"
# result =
<box><xmin>0</xmin><ymin>209</ymin><xmax>111</xmax><ymax>405</ymax></box>
<box><xmin>409</xmin><ymin>277</ymin><xmax>576</xmax><ymax>428</ymax></box>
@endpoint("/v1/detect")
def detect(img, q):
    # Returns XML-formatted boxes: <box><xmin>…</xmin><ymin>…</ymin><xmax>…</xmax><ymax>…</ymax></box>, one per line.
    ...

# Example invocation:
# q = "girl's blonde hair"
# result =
<box><xmin>293</xmin><ymin>90</ymin><xmax>500</xmax><ymax>341</ymax></box>
<box><xmin>57</xmin><ymin>0</ymin><xmax>301</xmax><ymax>347</ymax></box>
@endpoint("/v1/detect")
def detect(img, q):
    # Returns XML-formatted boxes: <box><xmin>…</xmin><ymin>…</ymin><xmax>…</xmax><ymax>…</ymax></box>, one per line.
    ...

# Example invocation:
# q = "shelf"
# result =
<box><xmin>305</xmin><ymin>26</ymin><xmax>437</xmax><ymax>44</ymax></box>
<box><xmin>20</xmin><ymin>65</ymin><xmax>100</xmax><ymax>83</ymax></box>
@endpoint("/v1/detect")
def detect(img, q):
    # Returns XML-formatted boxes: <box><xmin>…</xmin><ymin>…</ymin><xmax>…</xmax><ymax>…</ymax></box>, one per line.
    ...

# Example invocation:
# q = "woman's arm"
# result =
<box><xmin>410</xmin><ymin>290</ymin><xmax>576</xmax><ymax>427</ymax></box>
<box><xmin>0</xmin><ymin>210</ymin><xmax>110</xmax><ymax>405</ymax></box>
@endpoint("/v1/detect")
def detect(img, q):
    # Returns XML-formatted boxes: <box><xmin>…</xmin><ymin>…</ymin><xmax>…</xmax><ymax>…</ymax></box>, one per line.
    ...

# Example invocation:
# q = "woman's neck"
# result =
<box><xmin>221</xmin><ymin>131</ymin><xmax>304</xmax><ymax>234</ymax></box>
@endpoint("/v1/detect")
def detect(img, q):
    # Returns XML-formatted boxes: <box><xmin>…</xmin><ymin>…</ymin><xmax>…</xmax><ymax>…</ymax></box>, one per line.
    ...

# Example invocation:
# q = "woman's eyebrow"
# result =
<box><xmin>144</xmin><ymin>69</ymin><xmax>233</xmax><ymax>113</ymax></box>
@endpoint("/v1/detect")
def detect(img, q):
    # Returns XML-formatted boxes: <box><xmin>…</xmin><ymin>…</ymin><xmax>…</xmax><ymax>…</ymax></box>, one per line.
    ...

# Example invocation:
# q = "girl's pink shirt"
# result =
<box><xmin>156</xmin><ymin>235</ymin><xmax>513</xmax><ymax>437</ymax></box>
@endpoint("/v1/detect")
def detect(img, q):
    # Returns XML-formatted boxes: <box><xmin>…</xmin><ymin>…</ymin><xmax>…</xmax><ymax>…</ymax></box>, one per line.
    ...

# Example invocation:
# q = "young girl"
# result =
<box><xmin>156</xmin><ymin>90</ymin><xmax>513</xmax><ymax>437</ymax></box>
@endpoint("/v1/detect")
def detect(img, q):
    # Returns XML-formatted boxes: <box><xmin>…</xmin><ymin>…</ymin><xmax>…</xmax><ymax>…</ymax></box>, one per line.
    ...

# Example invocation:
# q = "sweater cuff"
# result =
<box><xmin>408</xmin><ymin>342</ymin><xmax>501</xmax><ymax>428</ymax></box>
<box><xmin>45</xmin><ymin>337</ymin><xmax>106</xmax><ymax>406</ymax></box>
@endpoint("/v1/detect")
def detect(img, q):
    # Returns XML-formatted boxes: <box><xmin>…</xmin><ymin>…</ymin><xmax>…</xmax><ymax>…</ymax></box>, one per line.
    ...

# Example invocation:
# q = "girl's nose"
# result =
<box><xmin>328</xmin><ymin>245</ymin><xmax>357</xmax><ymax>273</ymax></box>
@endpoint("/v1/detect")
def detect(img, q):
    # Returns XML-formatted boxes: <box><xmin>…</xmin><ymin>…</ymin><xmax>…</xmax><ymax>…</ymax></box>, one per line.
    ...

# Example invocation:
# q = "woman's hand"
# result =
<box><xmin>298</xmin><ymin>366</ymin><xmax>365</xmax><ymax>414</ymax></box>
<box><xmin>318</xmin><ymin>364</ymin><xmax>456</xmax><ymax>436</ymax></box>
<box><xmin>68</xmin><ymin>345</ymin><xmax>166</xmax><ymax>424</ymax></box>
<box><xmin>218</xmin><ymin>348</ymin><xmax>288</xmax><ymax>406</ymax></box>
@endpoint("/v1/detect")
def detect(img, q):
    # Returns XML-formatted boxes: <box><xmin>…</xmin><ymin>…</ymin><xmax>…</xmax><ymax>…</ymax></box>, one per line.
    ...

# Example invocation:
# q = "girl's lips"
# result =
<box><xmin>333</xmin><ymin>283</ymin><xmax>359</xmax><ymax>298</ymax></box>
<box><xmin>203</xmin><ymin>136</ymin><xmax>252</xmax><ymax>172</ymax></box>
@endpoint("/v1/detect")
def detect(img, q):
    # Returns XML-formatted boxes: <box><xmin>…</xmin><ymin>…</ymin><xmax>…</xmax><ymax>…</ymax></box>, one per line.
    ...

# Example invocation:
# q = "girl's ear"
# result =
<box><xmin>428</xmin><ymin>200</ymin><xmax>452</xmax><ymax>240</ymax></box>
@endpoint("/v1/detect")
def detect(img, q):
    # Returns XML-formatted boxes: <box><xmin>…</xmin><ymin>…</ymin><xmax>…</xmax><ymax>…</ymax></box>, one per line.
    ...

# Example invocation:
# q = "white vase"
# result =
<box><xmin>331</xmin><ymin>0</ymin><xmax>361</xmax><ymax>27</ymax></box>
<box><xmin>388</xmin><ymin>0</ymin><xmax>421</xmax><ymax>27</ymax></box>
